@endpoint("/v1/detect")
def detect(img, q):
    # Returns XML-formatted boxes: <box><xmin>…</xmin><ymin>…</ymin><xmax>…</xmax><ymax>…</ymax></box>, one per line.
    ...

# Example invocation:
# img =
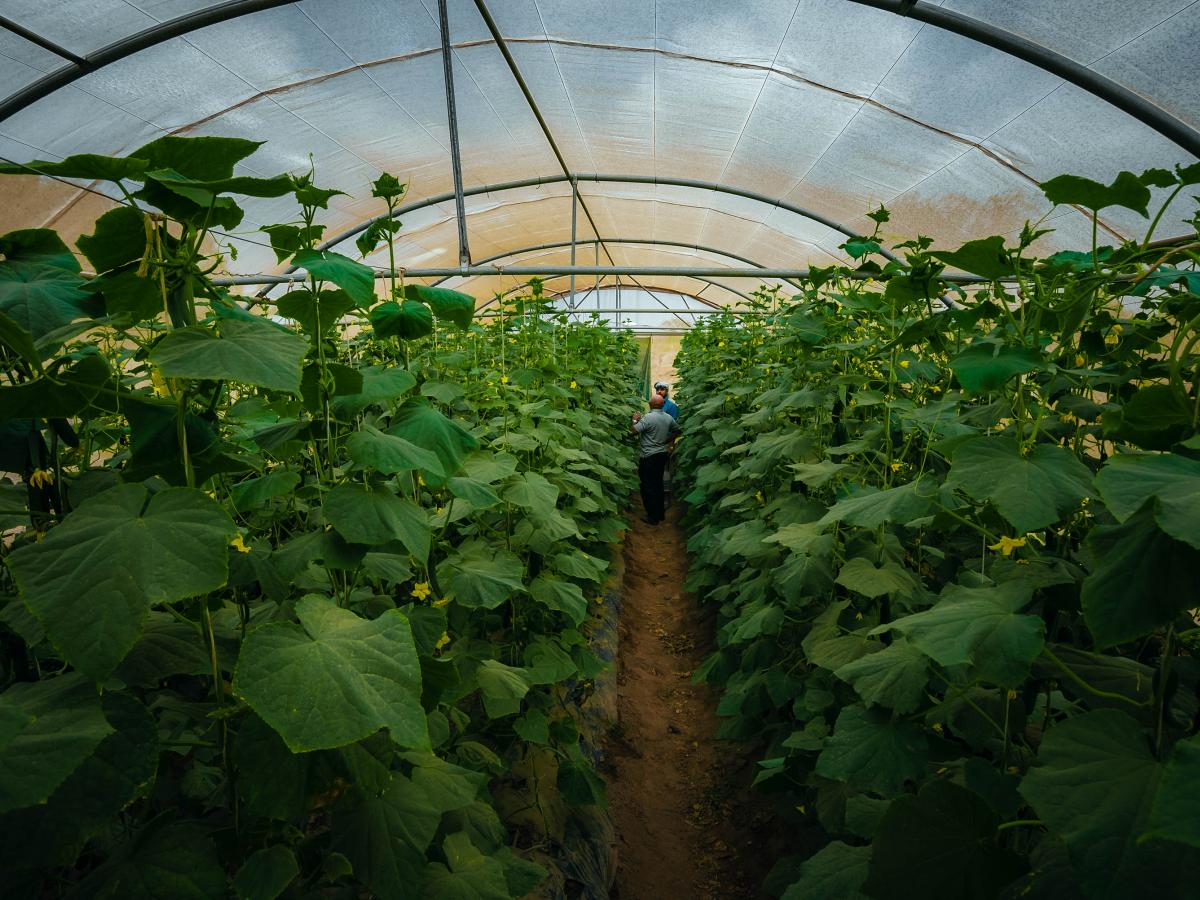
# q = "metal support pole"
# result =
<box><xmin>437</xmin><ymin>0</ymin><xmax>471</xmax><ymax>267</ymax></box>
<box><xmin>569</xmin><ymin>176</ymin><xmax>578</xmax><ymax>307</ymax></box>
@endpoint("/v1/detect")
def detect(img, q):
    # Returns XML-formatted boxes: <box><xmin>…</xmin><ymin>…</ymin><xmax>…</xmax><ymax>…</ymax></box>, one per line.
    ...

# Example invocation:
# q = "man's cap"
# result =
<box><xmin>654</xmin><ymin>381</ymin><xmax>669</xmax><ymax>389</ymax></box>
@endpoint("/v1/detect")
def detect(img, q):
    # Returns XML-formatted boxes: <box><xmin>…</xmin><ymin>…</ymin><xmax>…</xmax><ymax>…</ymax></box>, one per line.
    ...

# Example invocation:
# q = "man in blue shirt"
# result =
<box><xmin>655</xmin><ymin>381</ymin><xmax>680</xmax><ymax>420</ymax></box>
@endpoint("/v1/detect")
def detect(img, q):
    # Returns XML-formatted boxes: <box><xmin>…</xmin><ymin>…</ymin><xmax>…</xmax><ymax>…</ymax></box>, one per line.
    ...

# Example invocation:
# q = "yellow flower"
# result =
<box><xmin>755</xmin><ymin>490</ymin><xmax>764</xmax><ymax>504</ymax></box>
<box><xmin>854</xmin><ymin>611</ymin><xmax>864</xmax><ymax>621</ymax></box>
<box><xmin>432</xmin><ymin>596</ymin><xmax>451</xmax><ymax>608</ymax></box>
<box><xmin>1059</xmin><ymin>412</ymin><xmax>1078</xmax><ymax>424</ymax></box>
<box><xmin>718</xmin><ymin>341</ymin><xmax>726</xmax><ymax>348</ymax></box>
<box><xmin>230</xmin><ymin>534</ymin><xmax>251</xmax><ymax>554</ymax></box>
<box><xmin>932</xmin><ymin>722</ymin><xmax>944</xmax><ymax>734</ymax></box>
<box><xmin>417</xmin><ymin>474</ymin><xmax>425</xmax><ymax>487</ymax></box>
<box><xmin>28</xmin><ymin>468</ymin><xmax>54</xmax><ymax>489</ymax></box>
<box><xmin>435</xmin><ymin>632</ymin><xmax>451</xmax><ymax>650</ymax></box>
<box><xmin>411</xmin><ymin>581</ymin><xmax>432</xmax><ymax>601</ymax></box>
<box><xmin>1007</xmin><ymin>689</ymin><xmax>1019</xmax><ymax>700</ymax></box>
<box><xmin>890</xmin><ymin>462</ymin><xmax>902</xmax><ymax>473</ymax></box>
<box><xmin>570</xmin><ymin>380</ymin><xmax>578</xmax><ymax>389</ymax></box>
<box><xmin>988</xmin><ymin>535</ymin><xmax>1027</xmax><ymax>556</ymax></box>
<box><xmin>899</xmin><ymin>360</ymin><xmax>910</xmax><ymax>369</ymax></box>
<box><xmin>1074</xmin><ymin>354</ymin><xmax>1086</xmax><ymax>366</ymax></box>
<box><xmin>500</xmin><ymin>375</ymin><xmax>509</xmax><ymax>384</ymax></box>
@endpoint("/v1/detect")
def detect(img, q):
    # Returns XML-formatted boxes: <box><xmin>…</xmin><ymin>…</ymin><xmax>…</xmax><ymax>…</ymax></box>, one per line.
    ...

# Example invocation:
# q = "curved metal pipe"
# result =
<box><xmin>0</xmin><ymin>0</ymin><xmax>296</xmax><ymax>124</ymax></box>
<box><xmin>847</xmin><ymin>1</ymin><xmax>1200</xmax><ymax>158</ymax></box>
<box><xmin>430</xmin><ymin>237</ymin><xmax>810</xmax><ymax>289</ymax></box>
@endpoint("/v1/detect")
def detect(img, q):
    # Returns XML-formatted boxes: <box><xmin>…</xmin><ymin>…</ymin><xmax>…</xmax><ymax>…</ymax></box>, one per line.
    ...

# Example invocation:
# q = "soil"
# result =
<box><xmin>605</xmin><ymin>499</ymin><xmax>777</xmax><ymax>900</ymax></box>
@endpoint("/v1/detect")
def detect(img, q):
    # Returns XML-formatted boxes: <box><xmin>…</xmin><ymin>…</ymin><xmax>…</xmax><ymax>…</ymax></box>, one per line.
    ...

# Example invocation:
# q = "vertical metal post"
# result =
<box><xmin>568</xmin><ymin>176</ymin><xmax>578</xmax><ymax>308</ymax></box>
<box><xmin>437</xmin><ymin>0</ymin><xmax>471</xmax><ymax>267</ymax></box>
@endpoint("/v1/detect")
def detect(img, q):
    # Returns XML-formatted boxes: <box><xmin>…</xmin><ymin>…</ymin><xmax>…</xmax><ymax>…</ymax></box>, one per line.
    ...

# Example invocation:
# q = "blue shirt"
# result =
<box><xmin>662</xmin><ymin>397</ymin><xmax>680</xmax><ymax>420</ymax></box>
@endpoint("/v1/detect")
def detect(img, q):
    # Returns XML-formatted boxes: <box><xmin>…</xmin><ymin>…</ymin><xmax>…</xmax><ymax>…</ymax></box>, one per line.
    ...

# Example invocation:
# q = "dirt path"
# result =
<box><xmin>605</xmin><ymin>501</ymin><xmax>773</xmax><ymax>900</ymax></box>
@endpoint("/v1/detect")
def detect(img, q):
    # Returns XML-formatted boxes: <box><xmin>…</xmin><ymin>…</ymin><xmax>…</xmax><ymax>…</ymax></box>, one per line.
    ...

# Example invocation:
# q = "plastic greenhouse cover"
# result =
<box><xmin>0</xmin><ymin>0</ymin><xmax>1196</xmax><ymax>309</ymax></box>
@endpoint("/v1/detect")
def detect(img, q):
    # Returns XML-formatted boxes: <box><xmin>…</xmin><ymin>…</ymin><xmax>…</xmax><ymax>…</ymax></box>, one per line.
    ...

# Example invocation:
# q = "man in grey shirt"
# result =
<box><xmin>631</xmin><ymin>393</ymin><xmax>681</xmax><ymax>525</ymax></box>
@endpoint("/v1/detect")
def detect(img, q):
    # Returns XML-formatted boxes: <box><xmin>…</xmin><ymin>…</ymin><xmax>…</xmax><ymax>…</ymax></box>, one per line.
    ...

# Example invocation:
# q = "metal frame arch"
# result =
<box><xmin>0</xmin><ymin>0</ymin><xmax>1194</xmax><ymax>156</ymax></box>
<box><xmin>481</xmin><ymin>275</ymin><xmax>753</xmax><ymax>310</ymax></box>
<box><xmin>0</xmin><ymin>0</ymin><xmax>297</xmax><ymax>125</ymax></box>
<box><xmin>430</xmin><ymin>237</ymin><xmax>808</xmax><ymax>290</ymax></box>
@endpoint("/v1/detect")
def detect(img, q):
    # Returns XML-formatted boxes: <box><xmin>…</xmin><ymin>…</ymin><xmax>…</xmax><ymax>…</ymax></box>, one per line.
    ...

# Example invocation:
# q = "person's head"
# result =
<box><xmin>654</xmin><ymin>381</ymin><xmax>670</xmax><ymax>398</ymax></box>
<box><xmin>649</xmin><ymin>394</ymin><xmax>665</xmax><ymax>410</ymax></box>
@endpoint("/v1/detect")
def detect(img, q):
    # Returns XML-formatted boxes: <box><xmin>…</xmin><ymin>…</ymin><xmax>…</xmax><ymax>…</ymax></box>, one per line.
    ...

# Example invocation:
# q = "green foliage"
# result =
<box><xmin>674</xmin><ymin>166</ymin><xmax>1200</xmax><ymax>900</ymax></box>
<box><xmin>0</xmin><ymin>137</ymin><xmax>637</xmax><ymax>897</ymax></box>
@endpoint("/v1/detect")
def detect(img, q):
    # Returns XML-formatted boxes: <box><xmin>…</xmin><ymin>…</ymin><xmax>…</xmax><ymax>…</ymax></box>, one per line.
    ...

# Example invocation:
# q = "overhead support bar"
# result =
<box><xmin>0</xmin><ymin>0</ymin><xmax>296</xmax><ymax>125</ymax></box>
<box><xmin>431</xmin><ymin>237</ymin><xmax>807</xmax><ymax>289</ymax></box>
<box><xmin>436</xmin><ymin>0</ymin><xmax>471</xmax><ymax>267</ymax></box>
<box><xmin>0</xmin><ymin>15</ymin><xmax>87</xmax><ymax>65</ymax></box>
<box><xmin>218</xmin><ymin>265</ymin><xmax>1001</xmax><ymax>285</ymax></box>
<box><xmin>307</xmin><ymin>173</ymin><xmax>891</xmax><ymax>271</ymax></box>
<box><xmin>847</xmin><ymin>0</ymin><xmax>1200</xmax><ymax>158</ymax></box>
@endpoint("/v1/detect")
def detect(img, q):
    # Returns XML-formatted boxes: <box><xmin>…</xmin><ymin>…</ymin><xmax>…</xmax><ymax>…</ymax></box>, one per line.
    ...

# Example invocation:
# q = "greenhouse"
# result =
<box><xmin>0</xmin><ymin>0</ymin><xmax>1199</xmax><ymax>897</ymax></box>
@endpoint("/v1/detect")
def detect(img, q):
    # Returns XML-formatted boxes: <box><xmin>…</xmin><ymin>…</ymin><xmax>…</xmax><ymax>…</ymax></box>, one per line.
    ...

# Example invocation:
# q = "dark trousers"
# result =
<box><xmin>638</xmin><ymin>452</ymin><xmax>669</xmax><ymax>523</ymax></box>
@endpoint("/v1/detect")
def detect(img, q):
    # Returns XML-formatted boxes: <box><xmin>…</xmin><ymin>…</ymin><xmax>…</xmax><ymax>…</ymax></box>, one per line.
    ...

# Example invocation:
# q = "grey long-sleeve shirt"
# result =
<box><xmin>633</xmin><ymin>408</ymin><xmax>680</xmax><ymax>458</ymax></box>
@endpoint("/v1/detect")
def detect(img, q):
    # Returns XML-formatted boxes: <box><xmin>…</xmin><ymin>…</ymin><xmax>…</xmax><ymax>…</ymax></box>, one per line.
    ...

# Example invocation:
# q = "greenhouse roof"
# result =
<box><xmin>1</xmin><ymin>0</ymin><xmax>1197</xmax><ymax>307</ymax></box>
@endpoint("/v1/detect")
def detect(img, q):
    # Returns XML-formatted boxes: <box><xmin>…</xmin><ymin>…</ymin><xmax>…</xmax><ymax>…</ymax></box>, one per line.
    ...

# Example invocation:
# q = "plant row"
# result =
<box><xmin>675</xmin><ymin>165</ymin><xmax>1200</xmax><ymax>900</ymax></box>
<box><xmin>0</xmin><ymin>137</ymin><xmax>637</xmax><ymax>898</ymax></box>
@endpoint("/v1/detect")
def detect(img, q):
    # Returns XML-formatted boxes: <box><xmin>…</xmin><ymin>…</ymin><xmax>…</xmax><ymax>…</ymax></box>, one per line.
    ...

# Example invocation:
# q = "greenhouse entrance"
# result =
<box><xmin>1</xmin><ymin>1</ymin><xmax>1199</xmax><ymax>899</ymax></box>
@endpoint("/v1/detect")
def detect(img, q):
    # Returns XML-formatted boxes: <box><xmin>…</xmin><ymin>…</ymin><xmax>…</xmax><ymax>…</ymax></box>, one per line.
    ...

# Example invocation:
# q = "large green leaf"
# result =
<box><xmin>1095</xmin><ymin>453</ymin><xmax>1200</xmax><ymax>549</ymax></box>
<box><xmin>1041</xmin><ymin>171</ymin><xmax>1151</xmax><ymax>216</ymax></box>
<box><xmin>814</xmin><ymin>705</ymin><xmax>928</xmax><ymax>796</ymax></box>
<box><xmin>529</xmin><ymin>575</ymin><xmax>587</xmax><ymax>625</ymax></box>
<box><xmin>346</xmin><ymin>423</ymin><xmax>444</xmax><ymax>479</ymax></box>
<box><xmin>332</xmin><ymin>776</ymin><xmax>443</xmax><ymax>899</ymax></box>
<box><xmin>422</xmin><ymin>832</ymin><xmax>511</xmax><ymax>900</ymax></box>
<box><xmin>132</xmin><ymin>135</ymin><xmax>263</xmax><ymax>180</ymax></box>
<box><xmin>371</xmin><ymin>299</ymin><xmax>433</xmax><ymax>340</ymax></box>
<box><xmin>930</xmin><ymin>236</ymin><xmax>1014</xmax><ymax>281</ymax></box>
<box><xmin>8</xmin><ymin>485</ymin><xmax>236</xmax><ymax>681</ymax></box>
<box><xmin>834</xmin><ymin>640</ymin><xmax>929</xmax><ymax>713</ymax></box>
<box><xmin>0</xmin><ymin>260</ymin><xmax>99</xmax><ymax>344</ymax></box>
<box><xmin>276</xmin><ymin>288</ymin><xmax>355</xmax><ymax>338</ymax></box>
<box><xmin>475</xmin><ymin>660</ymin><xmax>531</xmax><ymax>718</ymax></box>
<box><xmin>324</xmin><ymin>484</ymin><xmax>430</xmax><ymax>561</ymax></box>
<box><xmin>949</xmin><ymin>344</ymin><xmax>1045</xmax><ymax>394</ymax></box>
<box><xmin>64</xmin><ymin>816</ymin><xmax>227</xmax><ymax>899</ymax></box>
<box><xmin>233</xmin><ymin>596</ymin><xmax>428</xmax><ymax>752</ymax></box>
<box><xmin>865</xmin><ymin>781</ymin><xmax>1026</xmax><ymax>900</ymax></box>
<box><xmin>151</xmin><ymin>317</ymin><xmax>308</xmax><ymax>393</ymax></box>
<box><xmin>1081</xmin><ymin>502</ymin><xmax>1200</xmax><ymax>647</ymax></box>
<box><xmin>502</xmin><ymin>471</ymin><xmax>559</xmax><ymax>514</ymax></box>
<box><xmin>234</xmin><ymin>845</ymin><xmax>299</xmax><ymax>900</ymax></box>
<box><xmin>231</xmin><ymin>470</ymin><xmax>301</xmax><ymax>513</ymax></box>
<box><xmin>0</xmin><ymin>673</ymin><xmax>112</xmax><ymax>813</ymax></box>
<box><xmin>874</xmin><ymin>581</ymin><xmax>1044</xmax><ymax>686</ymax></box>
<box><xmin>388</xmin><ymin>399</ymin><xmax>479</xmax><ymax>484</ymax></box>
<box><xmin>782</xmin><ymin>841</ymin><xmax>870</xmax><ymax>900</ymax></box>
<box><xmin>836</xmin><ymin>556</ymin><xmax>919</xmax><ymax>599</ymax></box>
<box><xmin>332</xmin><ymin>366</ymin><xmax>416</xmax><ymax>416</ymax></box>
<box><xmin>818</xmin><ymin>479</ymin><xmax>937</xmax><ymax>528</ymax></box>
<box><xmin>0</xmin><ymin>228</ymin><xmax>80</xmax><ymax>273</ymax></box>
<box><xmin>403</xmin><ymin>284</ymin><xmax>475</xmax><ymax>329</ymax></box>
<box><xmin>76</xmin><ymin>206</ymin><xmax>148</xmax><ymax>273</ymax></box>
<box><xmin>0</xmin><ymin>153</ymin><xmax>148</xmax><ymax>182</ymax></box>
<box><xmin>0</xmin><ymin>353</ymin><xmax>113</xmax><ymax>420</ymax></box>
<box><xmin>1019</xmin><ymin>710</ymin><xmax>1170</xmax><ymax>898</ymax></box>
<box><xmin>1144</xmin><ymin>734</ymin><xmax>1200</xmax><ymax>848</ymax></box>
<box><xmin>948</xmin><ymin>437</ymin><xmax>1094</xmax><ymax>533</ymax></box>
<box><xmin>436</xmin><ymin>539</ymin><xmax>524</xmax><ymax>609</ymax></box>
<box><xmin>293</xmin><ymin>249</ymin><xmax>377</xmax><ymax>306</ymax></box>
<box><xmin>0</xmin><ymin>692</ymin><xmax>158</xmax><ymax>870</ymax></box>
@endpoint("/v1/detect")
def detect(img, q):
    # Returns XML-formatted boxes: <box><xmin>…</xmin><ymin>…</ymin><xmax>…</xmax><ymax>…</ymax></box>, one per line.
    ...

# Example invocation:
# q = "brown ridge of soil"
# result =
<box><xmin>605</xmin><ymin>500</ymin><xmax>777</xmax><ymax>900</ymax></box>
